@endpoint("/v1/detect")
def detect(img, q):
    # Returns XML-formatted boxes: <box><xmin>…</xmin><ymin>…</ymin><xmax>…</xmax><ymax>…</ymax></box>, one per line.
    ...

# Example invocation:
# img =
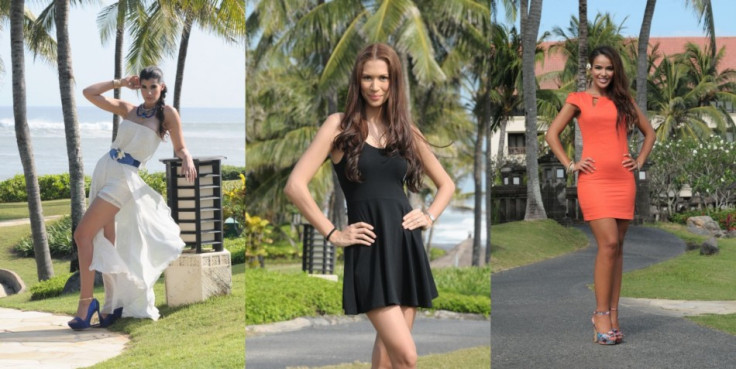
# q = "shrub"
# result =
<box><xmin>225</xmin><ymin>237</ymin><xmax>245</xmax><ymax>265</ymax></box>
<box><xmin>433</xmin><ymin>266</ymin><xmax>491</xmax><ymax>297</ymax></box>
<box><xmin>265</xmin><ymin>242</ymin><xmax>300</xmax><ymax>260</ymax></box>
<box><xmin>244</xmin><ymin>213</ymin><xmax>273</xmax><ymax>268</ymax></box>
<box><xmin>139</xmin><ymin>170</ymin><xmax>167</xmax><ymax>197</ymax></box>
<box><xmin>671</xmin><ymin>208</ymin><xmax>736</xmax><ymax>231</ymax></box>
<box><xmin>429</xmin><ymin>247</ymin><xmax>447</xmax><ymax>261</ymax></box>
<box><xmin>221</xmin><ymin>165</ymin><xmax>246</xmax><ymax>181</ymax></box>
<box><xmin>30</xmin><ymin>273</ymin><xmax>73</xmax><ymax>300</ymax></box>
<box><xmin>431</xmin><ymin>292</ymin><xmax>490</xmax><ymax>316</ymax></box>
<box><xmin>245</xmin><ymin>269</ymin><xmax>342</xmax><ymax>325</ymax></box>
<box><xmin>0</xmin><ymin>173</ymin><xmax>92</xmax><ymax>202</ymax></box>
<box><xmin>223</xmin><ymin>174</ymin><xmax>245</xmax><ymax>227</ymax></box>
<box><xmin>14</xmin><ymin>216</ymin><xmax>74</xmax><ymax>257</ymax></box>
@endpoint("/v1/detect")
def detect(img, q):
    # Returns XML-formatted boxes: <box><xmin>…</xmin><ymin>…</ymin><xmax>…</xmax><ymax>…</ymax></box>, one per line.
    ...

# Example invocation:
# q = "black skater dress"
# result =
<box><xmin>334</xmin><ymin>142</ymin><xmax>438</xmax><ymax>315</ymax></box>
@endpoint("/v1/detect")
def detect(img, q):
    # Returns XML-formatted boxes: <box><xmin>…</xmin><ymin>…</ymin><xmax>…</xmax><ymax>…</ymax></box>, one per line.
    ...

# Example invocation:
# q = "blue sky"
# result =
<box><xmin>0</xmin><ymin>4</ymin><xmax>244</xmax><ymax>108</ymax></box>
<box><xmin>498</xmin><ymin>0</ymin><xmax>736</xmax><ymax>39</ymax></box>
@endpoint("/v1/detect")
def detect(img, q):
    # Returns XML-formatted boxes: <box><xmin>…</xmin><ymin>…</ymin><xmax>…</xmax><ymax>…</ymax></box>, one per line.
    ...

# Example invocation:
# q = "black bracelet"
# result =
<box><xmin>325</xmin><ymin>227</ymin><xmax>338</xmax><ymax>242</ymax></box>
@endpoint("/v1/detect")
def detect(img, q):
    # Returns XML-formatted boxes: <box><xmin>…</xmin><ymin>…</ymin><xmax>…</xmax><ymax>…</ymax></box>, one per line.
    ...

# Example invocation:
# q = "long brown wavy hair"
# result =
<box><xmin>589</xmin><ymin>46</ymin><xmax>638</xmax><ymax>130</ymax></box>
<box><xmin>333</xmin><ymin>43</ymin><xmax>424</xmax><ymax>192</ymax></box>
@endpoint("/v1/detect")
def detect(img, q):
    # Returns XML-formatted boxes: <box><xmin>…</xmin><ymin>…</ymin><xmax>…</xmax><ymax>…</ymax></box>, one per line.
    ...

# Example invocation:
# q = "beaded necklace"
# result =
<box><xmin>136</xmin><ymin>104</ymin><xmax>157</xmax><ymax>118</ymax></box>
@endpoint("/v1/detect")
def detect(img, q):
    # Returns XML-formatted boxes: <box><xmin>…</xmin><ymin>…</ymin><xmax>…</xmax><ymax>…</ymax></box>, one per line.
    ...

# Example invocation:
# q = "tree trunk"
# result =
<box><xmin>521</xmin><ymin>0</ymin><xmax>547</xmax><ymax>220</ymax></box>
<box><xmin>574</xmin><ymin>0</ymin><xmax>588</xmax><ymax>176</ymax></box>
<box><xmin>496</xmin><ymin>117</ymin><xmax>506</xmax><ymax>162</ymax></box>
<box><xmin>636</xmin><ymin>0</ymin><xmax>656</xmax><ymax>154</ymax></box>
<box><xmin>174</xmin><ymin>12</ymin><xmax>194</xmax><ymax>114</ymax></box>
<box><xmin>11</xmin><ymin>0</ymin><xmax>53</xmax><ymax>281</ymax></box>
<box><xmin>112</xmin><ymin>3</ymin><xmax>125</xmax><ymax>142</ymax></box>
<box><xmin>637</xmin><ymin>0</ymin><xmax>656</xmax><ymax>114</ymax></box>
<box><xmin>55</xmin><ymin>0</ymin><xmax>86</xmax><ymax>273</ymax></box>
<box><xmin>472</xmin><ymin>115</ymin><xmax>484</xmax><ymax>266</ymax></box>
<box><xmin>485</xmin><ymin>110</ymin><xmax>492</xmax><ymax>265</ymax></box>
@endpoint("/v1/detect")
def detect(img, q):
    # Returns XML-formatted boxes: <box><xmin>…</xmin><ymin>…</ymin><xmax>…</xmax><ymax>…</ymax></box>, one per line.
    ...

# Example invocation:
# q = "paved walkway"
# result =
<box><xmin>492</xmin><ymin>225</ymin><xmax>736</xmax><ymax>368</ymax></box>
<box><xmin>245</xmin><ymin>310</ymin><xmax>490</xmax><ymax>369</ymax></box>
<box><xmin>0</xmin><ymin>215</ymin><xmax>64</xmax><ymax>228</ymax></box>
<box><xmin>0</xmin><ymin>308</ymin><xmax>128</xmax><ymax>369</ymax></box>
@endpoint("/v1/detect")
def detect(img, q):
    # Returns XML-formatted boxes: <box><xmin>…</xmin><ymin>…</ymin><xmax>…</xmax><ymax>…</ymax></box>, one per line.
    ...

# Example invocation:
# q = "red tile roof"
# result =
<box><xmin>536</xmin><ymin>37</ymin><xmax>736</xmax><ymax>89</ymax></box>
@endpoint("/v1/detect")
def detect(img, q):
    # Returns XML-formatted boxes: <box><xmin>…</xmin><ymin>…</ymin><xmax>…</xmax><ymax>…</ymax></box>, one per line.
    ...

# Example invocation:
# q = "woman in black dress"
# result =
<box><xmin>285</xmin><ymin>43</ymin><xmax>455</xmax><ymax>368</ymax></box>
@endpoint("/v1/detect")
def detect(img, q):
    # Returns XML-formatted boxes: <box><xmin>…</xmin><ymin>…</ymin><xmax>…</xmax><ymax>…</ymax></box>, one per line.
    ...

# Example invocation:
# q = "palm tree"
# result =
<box><xmin>248</xmin><ymin>0</ymin><xmax>480</xmax><ymax>228</ymax></box>
<box><xmin>53</xmin><ymin>0</ymin><xmax>86</xmax><ymax>272</ymax></box>
<box><xmin>168</xmin><ymin>0</ymin><xmax>245</xmax><ymax>112</ymax></box>
<box><xmin>125</xmin><ymin>0</ymin><xmax>244</xmax><ymax>114</ymax></box>
<box><xmin>635</xmin><ymin>0</ymin><xmax>657</xmax><ymax>114</ymax></box>
<box><xmin>520</xmin><ymin>0</ymin><xmax>546</xmax><ymax>220</ymax></box>
<box><xmin>96</xmin><ymin>0</ymin><xmax>139</xmax><ymax>141</ymax></box>
<box><xmin>548</xmin><ymin>13</ymin><xmax>626</xmax><ymax>90</ymax></box>
<box><xmin>10</xmin><ymin>0</ymin><xmax>53</xmax><ymax>280</ymax></box>
<box><xmin>647</xmin><ymin>56</ymin><xmax>731</xmax><ymax>141</ymax></box>
<box><xmin>574</xmin><ymin>0</ymin><xmax>587</xmax><ymax>169</ymax></box>
<box><xmin>685</xmin><ymin>0</ymin><xmax>716</xmax><ymax>64</ymax></box>
<box><xmin>677</xmin><ymin>42</ymin><xmax>736</xmax><ymax>108</ymax></box>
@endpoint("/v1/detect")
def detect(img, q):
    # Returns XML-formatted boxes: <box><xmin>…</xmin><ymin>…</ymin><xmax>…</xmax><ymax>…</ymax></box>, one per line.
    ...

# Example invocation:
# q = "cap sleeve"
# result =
<box><xmin>565</xmin><ymin>92</ymin><xmax>582</xmax><ymax>109</ymax></box>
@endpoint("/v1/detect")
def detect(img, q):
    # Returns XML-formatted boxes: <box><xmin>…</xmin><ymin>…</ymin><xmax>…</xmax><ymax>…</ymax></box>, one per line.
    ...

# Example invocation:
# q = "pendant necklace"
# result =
<box><xmin>136</xmin><ymin>104</ymin><xmax>156</xmax><ymax>118</ymax></box>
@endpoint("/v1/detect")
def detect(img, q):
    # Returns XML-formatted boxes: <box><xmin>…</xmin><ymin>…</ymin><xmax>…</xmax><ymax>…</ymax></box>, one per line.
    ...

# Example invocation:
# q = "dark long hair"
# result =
<box><xmin>140</xmin><ymin>66</ymin><xmax>168</xmax><ymax>139</ymax></box>
<box><xmin>333</xmin><ymin>43</ymin><xmax>424</xmax><ymax>192</ymax></box>
<box><xmin>589</xmin><ymin>46</ymin><xmax>638</xmax><ymax>130</ymax></box>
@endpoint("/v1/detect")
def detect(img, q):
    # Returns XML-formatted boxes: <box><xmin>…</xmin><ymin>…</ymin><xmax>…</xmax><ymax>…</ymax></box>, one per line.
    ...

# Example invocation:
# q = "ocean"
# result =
<box><xmin>0</xmin><ymin>106</ymin><xmax>245</xmax><ymax>180</ymax></box>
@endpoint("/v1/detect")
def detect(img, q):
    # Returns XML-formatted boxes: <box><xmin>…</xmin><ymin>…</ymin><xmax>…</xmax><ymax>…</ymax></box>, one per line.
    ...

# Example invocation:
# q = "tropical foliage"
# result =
<box><xmin>247</xmin><ymin>0</ymin><xmax>482</xmax><ymax>229</ymax></box>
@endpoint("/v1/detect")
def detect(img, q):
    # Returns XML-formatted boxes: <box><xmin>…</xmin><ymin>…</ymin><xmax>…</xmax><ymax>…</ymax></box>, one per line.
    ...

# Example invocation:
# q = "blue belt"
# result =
<box><xmin>109</xmin><ymin>148</ymin><xmax>141</xmax><ymax>168</ymax></box>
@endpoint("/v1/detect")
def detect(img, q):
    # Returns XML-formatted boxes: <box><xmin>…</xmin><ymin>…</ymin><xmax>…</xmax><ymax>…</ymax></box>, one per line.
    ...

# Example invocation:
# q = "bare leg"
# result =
<box><xmin>589</xmin><ymin>218</ymin><xmax>620</xmax><ymax>334</ymax></box>
<box><xmin>367</xmin><ymin>306</ymin><xmax>418</xmax><ymax>369</ymax></box>
<box><xmin>71</xmin><ymin>197</ymin><xmax>119</xmax><ymax>321</ymax></box>
<box><xmin>610</xmin><ymin>219</ymin><xmax>630</xmax><ymax>330</ymax></box>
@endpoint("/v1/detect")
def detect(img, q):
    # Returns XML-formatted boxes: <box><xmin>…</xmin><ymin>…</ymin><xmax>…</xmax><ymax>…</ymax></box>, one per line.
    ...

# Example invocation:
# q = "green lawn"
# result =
<box><xmin>689</xmin><ymin>314</ymin><xmax>736</xmax><ymax>335</ymax></box>
<box><xmin>490</xmin><ymin>219</ymin><xmax>589</xmax><ymax>272</ymax></box>
<box><xmin>0</xmin><ymin>199</ymin><xmax>72</xmax><ymax>221</ymax></box>
<box><xmin>0</xmin><ymin>206</ymin><xmax>245</xmax><ymax>368</ymax></box>
<box><xmin>292</xmin><ymin>346</ymin><xmax>490</xmax><ymax>369</ymax></box>
<box><xmin>620</xmin><ymin>222</ymin><xmax>736</xmax><ymax>335</ymax></box>
<box><xmin>0</xmin><ymin>222</ymin><xmax>71</xmax><ymax>286</ymax></box>
<box><xmin>621</xmin><ymin>223</ymin><xmax>736</xmax><ymax>300</ymax></box>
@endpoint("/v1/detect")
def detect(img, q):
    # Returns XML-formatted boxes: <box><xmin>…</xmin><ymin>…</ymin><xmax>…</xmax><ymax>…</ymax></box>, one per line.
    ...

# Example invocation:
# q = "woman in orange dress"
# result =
<box><xmin>546</xmin><ymin>46</ymin><xmax>656</xmax><ymax>345</ymax></box>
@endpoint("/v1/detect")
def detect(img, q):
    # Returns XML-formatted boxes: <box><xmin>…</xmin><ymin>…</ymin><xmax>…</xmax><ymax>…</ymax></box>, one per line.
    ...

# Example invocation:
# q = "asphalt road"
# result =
<box><xmin>245</xmin><ymin>314</ymin><xmax>490</xmax><ymax>369</ymax></box>
<box><xmin>491</xmin><ymin>225</ymin><xmax>736</xmax><ymax>368</ymax></box>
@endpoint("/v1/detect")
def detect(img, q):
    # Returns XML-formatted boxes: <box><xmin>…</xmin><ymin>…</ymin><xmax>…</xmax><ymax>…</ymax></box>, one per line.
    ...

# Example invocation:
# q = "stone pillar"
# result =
<box><xmin>165</xmin><ymin>250</ymin><xmax>232</xmax><ymax>307</ymax></box>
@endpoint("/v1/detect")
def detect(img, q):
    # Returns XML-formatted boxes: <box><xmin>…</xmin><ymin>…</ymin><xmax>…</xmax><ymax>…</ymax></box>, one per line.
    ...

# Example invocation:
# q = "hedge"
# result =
<box><xmin>30</xmin><ymin>272</ymin><xmax>74</xmax><ymax>300</ymax></box>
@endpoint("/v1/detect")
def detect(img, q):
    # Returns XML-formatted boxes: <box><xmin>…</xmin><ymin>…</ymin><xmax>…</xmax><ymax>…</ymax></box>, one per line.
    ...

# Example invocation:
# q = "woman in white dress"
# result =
<box><xmin>68</xmin><ymin>67</ymin><xmax>197</xmax><ymax>330</ymax></box>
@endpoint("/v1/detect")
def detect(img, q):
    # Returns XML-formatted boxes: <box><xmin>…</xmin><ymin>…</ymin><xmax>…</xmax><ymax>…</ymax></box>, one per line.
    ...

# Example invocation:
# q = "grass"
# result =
<box><xmin>689</xmin><ymin>314</ymin><xmax>736</xmax><ymax>335</ymax></box>
<box><xmin>287</xmin><ymin>346</ymin><xmax>490</xmax><ymax>369</ymax></box>
<box><xmin>620</xmin><ymin>222</ymin><xmax>736</xmax><ymax>336</ymax></box>
<box><xmin>0</xmin><ymin>204</ymin><xmax>245</xmax><ymax>368</ymax></box>
<box><xmin>0</xmin><ymin>222</ymin><xmax>71</xmax><ymax>287</ymax></box>
<box><xmin>0</xmin><ymin>199</ymin><xmax>72</xmax><ymax>221</ymax></box>
<box><xmin>490</xmin><ymin>219</ymin><xmax>589</xmax><ymax>272</ymax></box>
<box><xmin>621</xmin><ymin>222</ymin><xmax>736</xmax><ymax>300</ymax></box>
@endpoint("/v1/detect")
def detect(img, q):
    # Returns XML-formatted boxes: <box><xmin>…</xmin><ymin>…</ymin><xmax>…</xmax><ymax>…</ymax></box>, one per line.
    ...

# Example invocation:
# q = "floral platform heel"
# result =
<box><xmin>591</xmin><ymin>310</ymin><xmax>617</xmax><ymax>345</ymax></box>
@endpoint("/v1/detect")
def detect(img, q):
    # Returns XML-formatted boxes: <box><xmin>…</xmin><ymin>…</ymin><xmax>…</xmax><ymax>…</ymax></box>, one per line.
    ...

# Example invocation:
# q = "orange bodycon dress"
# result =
<box><xmin>566</xmin><ymin>92</ymin><xmax>635</xmax><ymax>221</ymax></box>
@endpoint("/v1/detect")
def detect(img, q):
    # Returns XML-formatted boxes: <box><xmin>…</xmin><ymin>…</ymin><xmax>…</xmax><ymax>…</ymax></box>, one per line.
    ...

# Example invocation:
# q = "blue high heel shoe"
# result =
<box><xmin>591</xmin><ymin>310</ymin><xmax>617</xmax><ymax>345</ymax></box>
<box><xmin>68</xmin><ymin>297</ymin><xmax>100</xmax><ymax>331</ymax></box>
<box><xmin>96</xmin><ymin>307</ymin><xmax>123</xmax><ymax>328</ymax></box>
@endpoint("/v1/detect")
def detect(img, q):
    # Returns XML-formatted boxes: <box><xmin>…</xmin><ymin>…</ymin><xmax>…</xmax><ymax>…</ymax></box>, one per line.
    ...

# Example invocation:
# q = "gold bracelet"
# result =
<box><xmin>113</xmin><ymin>79</ymin><xmax>121</xmax><ymax>89</ymax></box>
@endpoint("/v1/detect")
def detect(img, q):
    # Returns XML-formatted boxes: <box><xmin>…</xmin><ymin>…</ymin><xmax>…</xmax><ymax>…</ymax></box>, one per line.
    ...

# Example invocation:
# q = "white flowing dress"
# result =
<box><xmin>88</xmin><ymin>119</ymin><xmax>185</xmax><ymax>320</ymax></box>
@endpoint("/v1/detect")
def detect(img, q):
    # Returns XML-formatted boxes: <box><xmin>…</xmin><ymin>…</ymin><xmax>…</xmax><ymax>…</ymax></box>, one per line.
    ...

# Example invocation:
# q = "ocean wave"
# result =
<box><xmin>0</xmin><ymin>118</ymin><xmax>113</xmax><ymax>137</ymax></box>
